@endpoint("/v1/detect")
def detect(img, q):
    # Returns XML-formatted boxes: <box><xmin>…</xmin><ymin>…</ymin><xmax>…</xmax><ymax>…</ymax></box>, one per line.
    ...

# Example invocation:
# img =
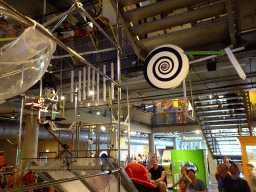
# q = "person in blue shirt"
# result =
<box><xmin>216</xmin><ymin>163</ymin><xmax>230</xmax><ymax>192</ymax></box>
<box><xmin>222</xmin><ymin>162</ymin><xmax>251</xmax><ymax>192</ymax></box>
<box><xmin>187</xmin><ymin>169</ymin><xmax>208</xmax><ymax>192</ymax></box>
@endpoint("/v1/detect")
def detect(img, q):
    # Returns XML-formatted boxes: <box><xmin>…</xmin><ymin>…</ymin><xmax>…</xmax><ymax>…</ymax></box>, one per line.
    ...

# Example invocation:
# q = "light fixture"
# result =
<box><xmin>96</xmin><ymin>111</ymin><xmax>100</xmax><ymax>115</ymax></box>
<box><xmin>101</xmin><ymin>126</ymin><xmax>106</xmax><ymax>131</ymax></box>
<box><xmin>11</xmin><ymin>110</ymin><xmax>14</xmax><ymax>119</ymax></box>
<box><xmin>89</xmin><ymin>91</ymin><xmax>94</xmax><ymax>96</ymax></box>
<box><xmin>61</xmin><ymin>96</ymin><xmax>65</xmax><ymax>100</ymax></box>
<box><xmin>77</xmin><ymin>112</ymin><xmax>80</xmax><ymax>117</ymax></box>
<box><xmin>195</xmin><ymin>130</ymin><xmax>200</xmax><ymax>134</ymax></box>
<box><xmin>46</xmin><ymin>149</ymin><xmax>49</xmax><ymax>152</ymax></box>
<box><xmin>124</xmin><ymin>130</ymin><xmax>127</xmax><ymax>133</ymax></box>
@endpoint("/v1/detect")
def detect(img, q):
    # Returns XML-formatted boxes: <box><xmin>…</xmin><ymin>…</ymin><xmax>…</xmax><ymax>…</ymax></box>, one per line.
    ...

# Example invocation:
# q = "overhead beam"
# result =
<box><xmin>109</xmin><ymin>0</ymin><xmax>147</xmax><ymax>61</ymax></box>
<box><xmin>225</xmin><ymin>0</ymin><xmax>237</xmax><ymax>45</ymax></box>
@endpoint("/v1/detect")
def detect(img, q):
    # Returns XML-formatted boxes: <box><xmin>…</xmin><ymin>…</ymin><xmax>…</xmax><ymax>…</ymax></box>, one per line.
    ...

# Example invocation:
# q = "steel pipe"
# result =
<box><xmin>51</xmin><ymin>47</ymin><xmax>116</xmax><ymax>59</ymax></box>
<box><xmin>6</xmin><ymin>170</ymin><xmax>119</xmax><ymax>192</ymax></box>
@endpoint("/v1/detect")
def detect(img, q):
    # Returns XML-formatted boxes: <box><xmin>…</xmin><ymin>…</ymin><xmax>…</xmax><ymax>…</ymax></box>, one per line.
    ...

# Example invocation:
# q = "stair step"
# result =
<box><xmin>194</xmin><ymin>96</ymin><xmax>243</xmax><ymax>103</ymax></box>
<box><xmin>130</xmin><ymin>2</ymin><xmax>225</xmax><ymax>36</ymax></box>
<box><xmin>136</xmin><ymin>17</ymin><xmax>228</xmax><ymax>53</ymax></box>
<box><xmin>195</xmin><ymin>102</ymin><xmax>244</xmax><ymax>108</ymax></box>
<box><xmin>200</xmin><ymin>117</ymin><xmax>247</xmax><ymax>123</ymax></box>
<box><xmin>198</xmin><ymin>112</ymin><xmax>246</xmax><ymax>118</ymax></box>
<box><xmin>119</xmin><ymin>0</ymin><xmax>144</xmax><ymax>7</ymax></box>
<box><xmin>123</xmin><ymin>0</ymin><xmax>206</xmax><ymax>22</ymax></box>
<box><xmin>201</xmin><ymin>122</ymin><xmax>248</xmax><ymax>128</ymax></box>
<box><xmin>197</xmin><ymin>108</ymin><xmax>245</xmax><ymax>114</ymax></box>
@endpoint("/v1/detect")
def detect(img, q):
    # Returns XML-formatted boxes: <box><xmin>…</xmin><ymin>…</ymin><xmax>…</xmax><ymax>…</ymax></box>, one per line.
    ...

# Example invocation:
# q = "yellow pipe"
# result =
<box><xmin>0</xmin><ymin>37</ymin><xmax>17</xmax><ymax>41</ymax></box>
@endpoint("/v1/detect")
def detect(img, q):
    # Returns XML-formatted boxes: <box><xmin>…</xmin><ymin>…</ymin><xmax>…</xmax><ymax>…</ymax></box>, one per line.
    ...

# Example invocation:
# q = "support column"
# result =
<box><xmin>21</xmin><ymin>112</ymin><xmax>39</xmax><ymax>159</ymax></box>
<box><xmin>173</xmin><ymin>137</ymin><xmax>177</xmax><ymax>150</ymax></box>
<box><xmin>148</xmin><ymin>133</ymin><xmax>155</xmax><ymax>169</ymax></box>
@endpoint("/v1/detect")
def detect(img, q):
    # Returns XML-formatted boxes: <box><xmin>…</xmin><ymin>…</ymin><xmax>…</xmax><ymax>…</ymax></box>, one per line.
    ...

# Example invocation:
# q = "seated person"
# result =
<box><xmin>178</xmin><ymin>179</ymin><xmax>190</xmax><ymax>192</ymax></box>
<box><xmin>148</xmin><ymin>157</ymin><xmax>167</xmax><ymax>192</ymax></box>
<box><xmin>187</xmin><ymin>169</ymin><xmax>208</xmax><ymax>192</ymax></box>
<box><xmin>172</xmin><ymin>166</ymin><xmax>191</xmax><ymax>189</ymax></box>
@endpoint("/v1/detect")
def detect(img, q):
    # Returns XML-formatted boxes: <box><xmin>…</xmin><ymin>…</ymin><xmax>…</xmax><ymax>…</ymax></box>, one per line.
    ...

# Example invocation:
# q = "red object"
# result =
<box><xmin>125</xmin><ymin>162</ymin><xmax>156</xmax><ymax>188</ymax></box>
<box><xmin>22</xmin><ymin>172</ymin><xmax>35</xmax><ymax>185</ymax></box>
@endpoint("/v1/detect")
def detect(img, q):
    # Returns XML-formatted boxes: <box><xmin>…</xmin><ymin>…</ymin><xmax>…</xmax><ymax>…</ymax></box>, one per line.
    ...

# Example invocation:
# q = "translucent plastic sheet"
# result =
<box><xmin>22</xmin><ymin>158</ymin><xmax>127</xmax><ymax>192</ymax></box>
<box><xmin>0</xmin><ymin>6</ymin><xmax>56</xmax><ymax>101</ymax></box>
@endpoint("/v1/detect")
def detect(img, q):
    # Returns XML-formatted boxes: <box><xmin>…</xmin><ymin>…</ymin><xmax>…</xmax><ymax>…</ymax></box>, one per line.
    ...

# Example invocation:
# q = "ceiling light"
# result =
<box><xmin>61</xmin><ymin>96</ymin><xmax>65</xmax><ymax>100</ymax></box>
<box><xmin>195</xmin><ymin>130</ymin><xmax>200</xmax><ymax>134</ymax></box>
<box><xmin>124</xmin><ymin>130</ymin><xmax>127</xmax><ymax>133</ymax></box>
<box><xmin>96</xmin><ymin>111</ymin><xmax>100</xmax><ymax>115</ymax></box>
<box><xmin>11</xmin><ymin>110</ymin><xmax>14</xmax><ymax>119</ymax></box>
<box><xmin>101</xmin><ymin>126</ymin><xmax>106</xmax><ymax>131</ymax></box>
<box><xmin>89</xmin><ymin>91</ymin><xmax>94</xmax><ymax>96</ymax></box>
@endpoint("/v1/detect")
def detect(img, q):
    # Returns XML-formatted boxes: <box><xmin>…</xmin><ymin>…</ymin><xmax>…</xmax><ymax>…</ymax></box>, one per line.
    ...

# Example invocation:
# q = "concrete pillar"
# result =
<box><xmin>148</xmin><ymin>133</ymin><xmax>156</xmax><ymax>169</ymax></box>
<box><xmin>21</xmin><ymin>113</ymin><xmax>39</xmax><ymax>159</ymax></box>
<box><xmin>149</xmin><ymin>133</ymin><xmax>155</xmax><ymax>153</ymax></box>
<box><xmin>173</xmin><ymin>137</ymin><xmax>177</xmax><ymax>150</ymax></box>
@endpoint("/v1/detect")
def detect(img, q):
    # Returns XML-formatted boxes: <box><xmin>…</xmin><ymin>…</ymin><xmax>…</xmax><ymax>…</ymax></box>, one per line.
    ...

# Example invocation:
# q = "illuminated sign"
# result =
<box><xmin>181</xmin><ymin>133</ymin><xmax>204</xmax><ymax>142</ymax></box>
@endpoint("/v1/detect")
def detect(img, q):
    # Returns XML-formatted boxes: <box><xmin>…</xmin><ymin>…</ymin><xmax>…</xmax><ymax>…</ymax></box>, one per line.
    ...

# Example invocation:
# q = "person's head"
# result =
<box><xmin>0</xmin><ymin>164</ymin><xmax>6</xmax><ymax>172</ymax></box>
<box><xmin>217</xmin><ymin>163</ymin><xmax>229</xmax><ymax>178</ymax></box>
<box><xmin>0</xmin><ymin>19</ymin><xmax>8</xmax><ymax>29</ymax></box>
<box><xmin>223</xmin><ymin>157</ymin><xmax>231</xmax><ymax>166</ymax></box>
<box><xmin>62</xmin><ymin>21</ymin><xmax>69</xmax><ymax>29</ymax></box>
<box><xmin>150</xmin><ymin>157</ymin><xmax>158</xmax><ymax>167</ymax></box>
<box><xmin>247</xmin><ymin>164</ymin><xmax>254</xmax><ymax>172</ymax></box>
<box><xmin>187</xmin><ymin>169</ymin><xmax>196</xmax><ymax>180</ymax></box>
<box><xmin>179</xmin><ymin>179</ymin><xmax>187</xmax><ymax>189</ymax></box>
<box><xmin>229</xmin><ymin>162</ymin><xmax>240</xmax><ymax>176</ymax></box>
<box><xmin>181</xmin><ymin>166</ymin><xmax>188</xmax><ymax>176</ymax></box>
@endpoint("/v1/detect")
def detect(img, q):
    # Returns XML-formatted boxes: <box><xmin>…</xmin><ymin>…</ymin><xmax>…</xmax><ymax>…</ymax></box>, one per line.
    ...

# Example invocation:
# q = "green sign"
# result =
<box><xmin>171</xmin><ymin>150</ymin><xmax>207</xmax><ymax>187</ymax></box>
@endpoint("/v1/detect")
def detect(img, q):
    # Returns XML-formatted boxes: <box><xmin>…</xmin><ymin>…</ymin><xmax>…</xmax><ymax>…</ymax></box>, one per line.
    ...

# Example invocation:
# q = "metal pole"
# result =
<box><xmin>78</xmin><ymin>6</ymin><xmax>117</xmax><ymax>47</ymax></box>
<box><xmin>43</xmin><ymin>5</ymin><xmax>76</xmax><ymax>28</ymax></box>
<box><xmin>126</xmin><ymin>82</ymin><xmax>131</xmax><ymax>163</ymax></box>
<box><xmin>7</xmin><ymin>170</ymin><xmax>119</xmax><ymax>192</ymax></box>
<box><xmin>38</xmin><ymin>78</ymin><xmax>43</xmax><ymax>120</ymax></box>
<box><xmin>17</xmin><ymin>94</ymin><xmax>25</xmax><ymax>164</ymax></box>
<box><xmin>0</xmin><ymin>0</ymin><xmax>119</xmax><ymax>86</ymax></box>
<box><xmin>116</xmin><ymin>0</ymin><xmax>121</xmax><ymax>191</ymax></box>
<box><xmin>51</xmin><ymin>47</ymin><xmax>116</xmax><ymax>59</ymax></box>
<box><xmin>76</xmin><ymin>126</ymin><xmax>80</xmax><ymax>157</ymax></box>
<box><xmin>74</xmin><ymin>84</ymin><xmax>78</xmax><ymax>157</ymax></box>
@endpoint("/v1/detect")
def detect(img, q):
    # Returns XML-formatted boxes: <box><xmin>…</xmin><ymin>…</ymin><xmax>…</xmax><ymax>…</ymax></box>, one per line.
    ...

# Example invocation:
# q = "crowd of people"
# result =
<box><xmin>132</xmin><ymin>155</ymin><xmax>256</xmax><ymax>192</ymax></box>
<box><xmin>146</xmin><ymin>157</ymin><xmax>208</xmax><ymax>192</ymax></box>
<box><xmin>215</xmin><ymin>157</ymin><xmax>254</xmax><ymax>192</ymax></box>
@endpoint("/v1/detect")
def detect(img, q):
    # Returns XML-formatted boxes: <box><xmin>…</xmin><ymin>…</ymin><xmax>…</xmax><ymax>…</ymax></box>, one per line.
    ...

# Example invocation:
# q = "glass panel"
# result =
<box><xmin>20</xmin><ymin>158</ymin><xmax>128</xmax><ymax>192</ymax></box>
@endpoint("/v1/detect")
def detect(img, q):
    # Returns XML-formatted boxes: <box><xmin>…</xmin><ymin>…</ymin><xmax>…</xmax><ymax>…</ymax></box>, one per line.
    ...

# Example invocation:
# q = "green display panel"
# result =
<box><xmin>171</xmin><ymin>149</ymin><xmax>207</xmax><ymax>187</ymax></box>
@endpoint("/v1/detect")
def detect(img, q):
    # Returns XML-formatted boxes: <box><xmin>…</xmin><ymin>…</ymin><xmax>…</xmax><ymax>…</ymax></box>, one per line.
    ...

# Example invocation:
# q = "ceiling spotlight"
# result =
<box><xmin>96</xmin><ymin>111</ymin><xmax>100</xmax><ymax>115</ymax></box>
<box><xmin>11</xmin><ymin>110</ymin><xmax>15</xmax><ymax>119</ymax></box>
<box><xmin>195</xmin><ymin>130</ymin><xmax>200</xmax><ymax>134</ymax></box>
<box><xmin>89</xmin><ymin>91</ymin><xmax>94</xmax><ymax>96</ymax></box>
<box><xmin>124</xmin><ymin>130</ymin><xmax>127</xmax><ymax>133</ymax></box>
<box><xmin>101</xmin><ymin>126</ymin><xmax>106</xmax><ymax>131</ymax></box>
<box><xmin>61</xmin><ymin>96</ymin><xmax>65</xmax><ymax>100</ymax></box>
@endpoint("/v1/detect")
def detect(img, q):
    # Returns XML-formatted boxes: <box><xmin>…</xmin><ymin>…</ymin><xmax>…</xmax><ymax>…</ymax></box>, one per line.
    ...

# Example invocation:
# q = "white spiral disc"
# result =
<box><xmin>143</xmin><ymin>44</ymin><xmax>189</xmax><ymax>89</ymax></box>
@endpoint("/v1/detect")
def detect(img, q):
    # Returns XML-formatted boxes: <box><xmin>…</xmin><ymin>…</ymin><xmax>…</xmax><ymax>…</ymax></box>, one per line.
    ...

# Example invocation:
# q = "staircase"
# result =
<box><xmin>193</xmin><ymin>92</ymin><xmax>252</xmax><ymax>161</ymax></box>
<box><xmin>110</xmin><ymin>0</ymin><xmax>230</xmax><ymax>60</ymax></box>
